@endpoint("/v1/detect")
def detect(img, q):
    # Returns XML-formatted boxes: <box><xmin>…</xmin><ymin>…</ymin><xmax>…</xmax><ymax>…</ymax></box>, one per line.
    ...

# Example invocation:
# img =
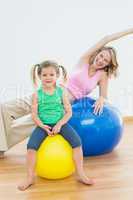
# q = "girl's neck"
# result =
<box><xmin>42</xmin><ymin>84</ymin><xmax>56</xmax><ymax>94</ymax></box>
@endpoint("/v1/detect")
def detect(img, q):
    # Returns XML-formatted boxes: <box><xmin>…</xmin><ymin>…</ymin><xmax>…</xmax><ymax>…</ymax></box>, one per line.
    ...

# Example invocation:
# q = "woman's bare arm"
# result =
<box><xmin>98</xmin><ymin>72</ymin><xmax>109</xmax><ymax>99</ymax></box>
<box><xmin>79</xmin><ymin>28</ymin><xmax>133</xmax><ymax>65</ymax></box>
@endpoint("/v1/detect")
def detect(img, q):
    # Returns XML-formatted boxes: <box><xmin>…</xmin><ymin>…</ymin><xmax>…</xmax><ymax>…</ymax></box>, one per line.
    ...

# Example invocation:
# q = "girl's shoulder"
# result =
<box><xmin>35</xmin><ymin>85</ymin><xmax>42</xmax><ymax>94</ymax></box>
<box><xmin>58</xmin><ymin>84</ymin><xmax>70</xmax><ymax>98</ymax></box>
<box><xmin>56</xmin><ymin>85</ymin><xmax>65</xmax><ymax>96</ymax></box>
<box><xmin>58</xmin><ymin>83</ymin><xmax>68</xmax><ymax>92</ymax></box>
<box><xmin>36</xmin><ymin>87</ymin><xmax>43</xmax><ymax>99</ymax></box>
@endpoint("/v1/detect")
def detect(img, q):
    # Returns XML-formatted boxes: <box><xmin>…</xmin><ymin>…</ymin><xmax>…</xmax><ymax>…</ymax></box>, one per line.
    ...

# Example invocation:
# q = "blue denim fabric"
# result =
<box><xmin>27</xmin><ymin>123</ymin><xmax>81</xmax><ymax>150</ymax></box>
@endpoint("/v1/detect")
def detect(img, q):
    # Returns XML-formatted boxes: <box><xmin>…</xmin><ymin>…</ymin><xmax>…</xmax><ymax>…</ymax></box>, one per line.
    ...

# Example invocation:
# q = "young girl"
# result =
<box><xmin>18</xmin><ymin>60</ymin><xmax>95</xmax><ymax>191</ymax></box>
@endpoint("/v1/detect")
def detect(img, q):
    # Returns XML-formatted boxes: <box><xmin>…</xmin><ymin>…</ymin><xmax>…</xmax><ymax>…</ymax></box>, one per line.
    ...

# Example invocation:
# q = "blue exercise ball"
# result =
<box><xmin>69</xmin><ymin>97</ymin><xmax>123</xmax><ymax>156</ymax></box>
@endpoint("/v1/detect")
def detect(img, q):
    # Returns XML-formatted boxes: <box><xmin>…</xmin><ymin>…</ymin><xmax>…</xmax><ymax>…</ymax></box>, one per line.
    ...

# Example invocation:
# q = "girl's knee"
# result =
<box><xmin>27</xmin><ymin>143</ymin><xmax>39</xmax><ymax>151</ymax></box>
<box><xmin>68</xmin><ymin>135</ymin><xmax>82</xmax><ymax>149</ymax></box>
<box><xmin>72</xmin><ymin>139</ymin><xmax>82</xmax><ymax>148</ymax></box>
<box><xmin>27</xmin><ymin>149</ymin><xmax>36</xmax><ymax>153</ymax></box>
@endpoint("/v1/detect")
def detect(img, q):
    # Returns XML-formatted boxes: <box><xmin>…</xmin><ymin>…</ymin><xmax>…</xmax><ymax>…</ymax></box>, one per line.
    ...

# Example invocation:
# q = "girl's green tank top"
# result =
<box><xmin>37</xmin><ymin>85</ymin><xmax>64</xmax><ymax>124</ymax></box>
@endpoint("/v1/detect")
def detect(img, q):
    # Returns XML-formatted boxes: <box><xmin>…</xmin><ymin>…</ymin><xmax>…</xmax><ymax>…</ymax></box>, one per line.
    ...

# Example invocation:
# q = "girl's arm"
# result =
<box><xmin>78</xmin><ymin>28</ymin><xmax>133</xmax><ymax>65</ymax></box>
<box><xmin>52</xmin><ymin>88</ymin><xmax>72</xmax><ymax>134</ymax></box>
<box><xmin>58</xmin><ymin>89</ymin><xmax>72</xmax><ymax>126</ymax></box>
<box><xmin>31</xmin><ymin>93</ymin><xmax>48</xmax><ymax>129</ymax></box>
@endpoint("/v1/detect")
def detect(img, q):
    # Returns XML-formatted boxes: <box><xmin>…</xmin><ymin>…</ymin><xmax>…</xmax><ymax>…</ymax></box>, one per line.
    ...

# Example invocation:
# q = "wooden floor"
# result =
<box><xmin>0</xmin><ymin>122</ymin><xmax>133</xmax><ymax>200</ymax></box>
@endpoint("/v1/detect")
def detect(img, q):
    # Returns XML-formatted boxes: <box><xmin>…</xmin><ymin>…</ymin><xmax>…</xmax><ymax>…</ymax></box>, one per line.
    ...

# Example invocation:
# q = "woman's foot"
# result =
<box><xmin>17</xmin><ymin>176</ymin><xmax>35</xmax><ymax>191</ymax></box>
<box><xmin>0</xmin><ymin>151</ymin><xmax>5</xmax><ymax>159</ymax></box>
<box><xmin>77</xmin><ymin>174</ymin><xmax>95</xmax><ymax>185</ymax></box>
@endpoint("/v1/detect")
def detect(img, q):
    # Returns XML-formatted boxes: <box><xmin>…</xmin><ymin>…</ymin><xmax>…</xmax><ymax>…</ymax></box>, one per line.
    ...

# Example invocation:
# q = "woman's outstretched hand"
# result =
<box><xmin>92</xmin><ymin>96</ymin><xmax>105</xmax><ymax>115</ymax></box>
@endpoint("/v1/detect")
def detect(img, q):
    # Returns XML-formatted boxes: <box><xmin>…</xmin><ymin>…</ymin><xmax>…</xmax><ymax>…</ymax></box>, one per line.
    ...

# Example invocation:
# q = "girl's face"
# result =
<box><xmin>93</xmin><ymin>50</ymin><xmax>111</xmax><ymax>69</ymax></box>
<box><xmin>40</xmin><ymin>66</ymin><xmax>58</xmax><ymax>87</ymax></box>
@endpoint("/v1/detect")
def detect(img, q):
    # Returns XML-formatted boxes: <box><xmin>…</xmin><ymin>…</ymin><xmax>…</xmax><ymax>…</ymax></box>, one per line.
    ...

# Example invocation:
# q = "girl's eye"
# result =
<box><xmin>42</xmin><ymin>73</ymin><xmax>55</xmax><ymax>77</ymax></box>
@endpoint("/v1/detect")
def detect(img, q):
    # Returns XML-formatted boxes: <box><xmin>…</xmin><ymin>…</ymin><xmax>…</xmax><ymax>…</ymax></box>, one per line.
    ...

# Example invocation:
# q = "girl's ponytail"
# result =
<box><xmin>31</xmin><ymin>64</ymin><xmax>40</xmax><ymax>90</ymax></box>
<box><xmin>59</xmin><ymin>65</ymin><xmax>68</xmax><ymax>83</ymax></box>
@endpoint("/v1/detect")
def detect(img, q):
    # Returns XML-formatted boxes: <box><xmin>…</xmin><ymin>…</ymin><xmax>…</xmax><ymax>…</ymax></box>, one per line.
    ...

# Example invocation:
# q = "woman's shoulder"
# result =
<box><xmin>75</xmin><ymin>60</ymin><xmax>89</xmax><ymax>69</ymax></box>
<box><xmin>99</xmin><ymin>70</ymin><xmax>109</xmax><ymax>82</ymax></box>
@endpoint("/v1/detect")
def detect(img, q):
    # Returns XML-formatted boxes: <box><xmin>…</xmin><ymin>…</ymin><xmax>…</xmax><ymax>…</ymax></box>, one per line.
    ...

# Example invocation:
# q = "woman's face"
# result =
<box><xmin>93</xmin><ymin>50</ymin><xmax>111</xmax><ymax>69</ymax></box>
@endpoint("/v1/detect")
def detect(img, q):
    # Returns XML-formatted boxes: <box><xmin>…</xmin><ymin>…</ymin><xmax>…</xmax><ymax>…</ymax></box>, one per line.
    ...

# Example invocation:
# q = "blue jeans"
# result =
<box><xmin>27</xmin><ymin>123</ymin><xmax>81</xmax><ymax>150</ymax></box>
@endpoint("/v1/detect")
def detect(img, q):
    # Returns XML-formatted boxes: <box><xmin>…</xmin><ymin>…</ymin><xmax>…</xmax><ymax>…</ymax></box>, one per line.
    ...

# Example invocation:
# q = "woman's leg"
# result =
<box><xmin>0</xmin><ymin>151</ymin><xmax>5</xmax><ymax>158</ymax></box>
<box><xmin>18</xmin><ymin>126</ymin><xmax>48</xmax><ymax>191</ymax></box>
<box><xmin>0</xmin><ymin>94</ymin><xmax>34</xmax><ymax>153</ymax></box>
<box><xmin>60</xmin><ymin>123</ymin><xmax>95</xmax><ymax>185</ymax></box>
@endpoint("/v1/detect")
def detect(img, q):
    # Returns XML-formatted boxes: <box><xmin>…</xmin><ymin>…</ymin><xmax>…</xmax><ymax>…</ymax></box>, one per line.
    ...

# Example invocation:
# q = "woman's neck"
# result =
<box><xmin>88</xmin><ymin>64</ymin><xmax>97</xmax><ymax>77</ymax></box>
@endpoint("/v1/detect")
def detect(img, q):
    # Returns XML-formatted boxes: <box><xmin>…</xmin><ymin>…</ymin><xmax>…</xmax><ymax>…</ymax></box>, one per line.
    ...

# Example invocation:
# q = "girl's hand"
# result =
<box><xmin>52</xmin><ymin>122</ymin><xmax>62</xmax><ymax>135</ymax></box>
<box><xmin>42</xmin><ymin>125</ymin><xmax>53</xmax><ymax>136</ymax></box>
<box><xmin>92</xmin><ymin>97</ymin><xmax>105</xmax><ymax>115</ymax></box>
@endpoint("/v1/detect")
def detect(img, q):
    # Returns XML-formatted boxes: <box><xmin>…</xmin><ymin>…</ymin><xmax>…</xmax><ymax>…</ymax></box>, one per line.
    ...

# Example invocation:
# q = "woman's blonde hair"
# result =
<box><xmin>89</xmin><ymin>46</ymin><xmax>118</xmax><ymax>77</ymax></box>
<box><xmin>31</xmin><ymin>60</ymin><xmax>68</xmax><ymax>88</ymax></box>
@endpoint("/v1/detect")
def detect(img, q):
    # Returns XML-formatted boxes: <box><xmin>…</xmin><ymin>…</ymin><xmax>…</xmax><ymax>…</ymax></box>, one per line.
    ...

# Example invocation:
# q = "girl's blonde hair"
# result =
<box><xmin>31</xmin><ymin>60</ymin><xmax>68</xmax><ymax>88</ymax></box>
<box><xmin>89</xmin><ymin>46</ymin><xmax>118</xmax><ymax>77</ymax></box>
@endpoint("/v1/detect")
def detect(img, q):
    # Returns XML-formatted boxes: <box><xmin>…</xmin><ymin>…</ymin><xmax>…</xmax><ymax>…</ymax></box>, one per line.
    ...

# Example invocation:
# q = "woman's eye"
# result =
<box><xmin>104</xmin><ymin>59</ymin><xmax>108</xmax><ymax>63</ymax></box>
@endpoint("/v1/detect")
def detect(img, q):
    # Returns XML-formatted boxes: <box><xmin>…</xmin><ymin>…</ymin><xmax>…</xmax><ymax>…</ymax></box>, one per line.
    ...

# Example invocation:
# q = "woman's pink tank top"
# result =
<box><xmin>66</xmin><ymin>64</ymin><xmax>102</xmax><ymax>99</ymax></box>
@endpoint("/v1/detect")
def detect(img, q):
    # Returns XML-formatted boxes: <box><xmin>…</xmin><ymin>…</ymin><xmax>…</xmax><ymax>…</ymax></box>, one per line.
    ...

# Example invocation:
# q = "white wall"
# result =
<box><xmin>0</xmin><ymin>0</ymin><xmax>133</xmax><ymax>115</ymax></box>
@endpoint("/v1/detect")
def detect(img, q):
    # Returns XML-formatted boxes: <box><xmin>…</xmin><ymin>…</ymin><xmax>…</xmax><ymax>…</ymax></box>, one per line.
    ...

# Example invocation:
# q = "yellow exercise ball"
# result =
<box><xmin>36</xmin><ymin>134</ymin><xmax>75</xmax><ymax>179</ymax></box>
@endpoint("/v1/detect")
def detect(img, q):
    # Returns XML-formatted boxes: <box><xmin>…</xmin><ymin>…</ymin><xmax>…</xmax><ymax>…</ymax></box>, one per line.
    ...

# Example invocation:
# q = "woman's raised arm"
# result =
<box><xmin>78</xmin><ymin>28</ymin><xmax>133</xmax><ymax>65</ymax></box>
